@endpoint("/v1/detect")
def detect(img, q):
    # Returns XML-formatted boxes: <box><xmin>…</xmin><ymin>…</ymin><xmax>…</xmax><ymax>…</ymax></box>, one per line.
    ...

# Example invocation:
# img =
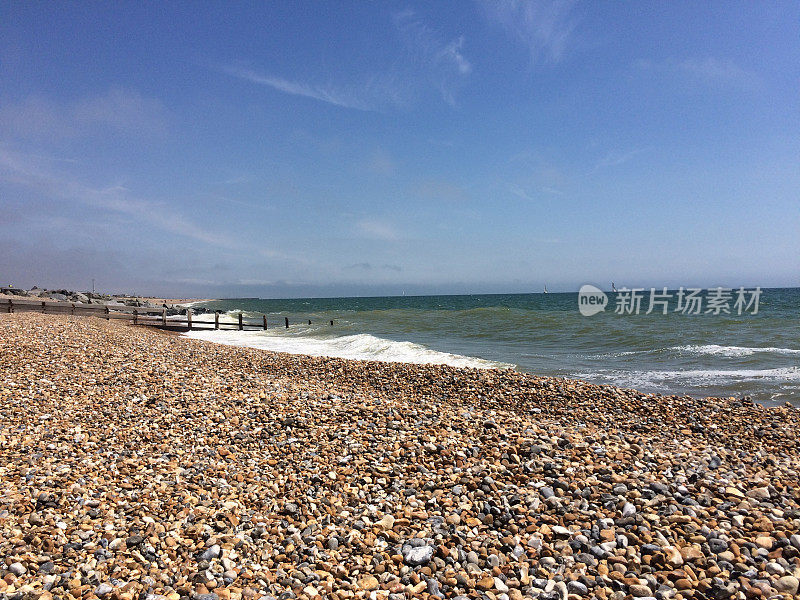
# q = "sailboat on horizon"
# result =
<box><xmin>543</xmin><ymin>284</ymin><xmax>548</xmax><ymax>294</ymax></box>
<box><xmin>612</xmin><ymin>282</ymin><xmax>618</xmax><ymax>292</ymax></box>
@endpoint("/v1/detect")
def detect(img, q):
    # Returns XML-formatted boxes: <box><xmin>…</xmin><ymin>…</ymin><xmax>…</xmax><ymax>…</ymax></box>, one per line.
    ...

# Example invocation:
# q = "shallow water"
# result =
<box><xmin>188</xmin><ymin>288</ymin><xmax>800</xmax><ymax>406</ymax></box>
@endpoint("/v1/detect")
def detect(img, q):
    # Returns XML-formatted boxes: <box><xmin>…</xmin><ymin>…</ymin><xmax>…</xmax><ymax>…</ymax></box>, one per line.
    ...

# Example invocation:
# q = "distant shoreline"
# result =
<box><xmin>0</xmin><ymin>288</ymin><xmax>214</xmax><ymax>308</ymax></box>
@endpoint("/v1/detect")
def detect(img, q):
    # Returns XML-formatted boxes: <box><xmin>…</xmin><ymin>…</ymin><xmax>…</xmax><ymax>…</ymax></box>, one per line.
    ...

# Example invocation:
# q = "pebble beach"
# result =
<box><xmin>1</xmin><ymin>313</ymin><xmax>799</xmax><ymax>600</ymax></box>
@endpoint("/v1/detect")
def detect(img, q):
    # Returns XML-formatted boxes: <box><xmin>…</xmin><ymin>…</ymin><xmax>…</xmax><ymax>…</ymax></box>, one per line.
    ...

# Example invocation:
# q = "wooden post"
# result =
<box><xmin>215</xmin><ymin>311</ymin><xmax>220</xmax><ymax>330</ymax></box>
<box><xmin>105</xmin><ymin>306</ymin><xmax>109</xmax><ymax>320</ymax></box>
<box><xmin>238</xmin><ymin>312</ymin><xmax>243</xmax><ymax>331</ymax></box>
<box><xmin>7</xmin><ymin>299</ymin><xmax>12</xmax><ymax>314</ymax></box>
<box><xmin>263</xmin><ymin>315</ymin><xmax>267</xmax><ymax>330</ymax></box>
<box><xmin>71</xmin><ymin>303</ymin><xmax>75</xmax><ymax>315</ymax></box>
<box><xmin>42</xmin><ymin>301</ymin><xmax>46</xmax><ymax>314</ymax></box>
<box><xmin>133</xmin><ymin>309</ymin><xmax>138</xmax><ymax>325</ymax></box>
<box><xmin>162</xmin><ymin>308</ymin><xmax>167</xmax><ymax>326</ymax></box>
<box><xmin>187</xmin><ymin>309</ymin><xmax>192</xmax><ymax>330</ymax></box>
<box><xmin>284</xmin><ymin>316</ymin><xmax>289</xmax><ymax>328</ymax></box>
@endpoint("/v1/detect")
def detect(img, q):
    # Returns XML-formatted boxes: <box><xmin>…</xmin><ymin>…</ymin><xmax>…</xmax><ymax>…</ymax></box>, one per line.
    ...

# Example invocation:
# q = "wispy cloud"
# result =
<box><xmin>439</xmin><ymin>37</ymin><xmax>472</xmax><ymax>75</ymax></box>
<box><xmin>343</xmin><ymin>262</ymin><xmax>403</xmax><ymax>272</ymax></box>
<box><xmin>365</xmin><ymin>148</ymin><xmax>397</xmax><ymax>176</ymax></box>
<box><xmin>0</xmin><ymin>147</ymin><xmax>235</xmax><ymax>248</ymax></box>
<box><xmin>216</xmin><ymin>11</ymin><xmax>470</xmax><ymax>111</ymax></box>
<box><xmin>73</xmin><ymin>88</ymin><xmax>169</xmax><ymax>134</ymax></box>
<box><xmin>218</xmin><ymin>64</ymin><xmax>405</xmax><ymax>112</ymax></box>
<box><xmin>541</xmin><ymin>186</ymin><xmax>564</xmax><ymax>196</ymax></box>
<box><xmin>480</xmin><ymin>0</ymin><xmax>579</xmax><ymax>64</ymax></box>
<box><xmin>0</xmin><ymin>87</ymin><xmax>168</xmax><ymax>140</ymax></box>
<box><xmin>393</xmin><ymin>9</ymin><xmax>472</xmax><ymax>105</ymax></box>
<box><xmin>587</xmin><ymin>148</ymin><xmax>645</xmax><ymax>175</ymax></box>
<box><xmin>356</xmin><ymin>218</ymin><xmax>399</xmax><ymax>241</ymax></box>
<box><xmin>413</xmin><ymin>178</ymin><xmax>469</xmax><ymax>203</ymax></box>
<box><xmin>507</xmin><ymin>183</ymin><xmax>535</xmax><ymax>201</ymax></box>
<box><xmin>635</xmin><ymin>57</ymin><xmax>760</xmax><ymax>90</ymax></box>
<box><xmin>507</xmin><ymin>182</ymin><xmax>565</xmax><ymax>199</ymax></box>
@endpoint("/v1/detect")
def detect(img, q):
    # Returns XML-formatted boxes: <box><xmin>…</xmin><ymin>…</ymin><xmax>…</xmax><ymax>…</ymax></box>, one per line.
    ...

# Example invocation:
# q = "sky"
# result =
<box><xmin>1</xmin><ymin>1</ymin><xmax>798</xmax><ymax>297</ymax></box>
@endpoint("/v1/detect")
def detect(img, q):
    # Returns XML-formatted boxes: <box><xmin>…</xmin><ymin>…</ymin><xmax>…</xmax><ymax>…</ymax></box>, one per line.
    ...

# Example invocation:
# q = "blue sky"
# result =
<box><xmin>1</xmin><ymin>1</ymin><xmax>798</xmax><ymax>297</ymax></box>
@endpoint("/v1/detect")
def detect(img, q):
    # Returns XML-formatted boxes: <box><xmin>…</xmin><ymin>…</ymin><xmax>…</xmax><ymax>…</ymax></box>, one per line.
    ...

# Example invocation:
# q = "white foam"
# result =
<box><xmin>675</xmin><ymin>344</ymin><xmax>800</xmax><ymax>357</ymax></box>
<box><xmin>592</xmin><ymin>344</ymin><xmax>800</xmax><ymax>359</ymax></box>
<box><xmin>576</xmin><ymin>367</ymin><xmax>800</xmax><ymax>391</ymax></box>
<box><xmin>184</xmin><ymin>329</ymin><xmax>513</xmax><ymax>370</ymax></box>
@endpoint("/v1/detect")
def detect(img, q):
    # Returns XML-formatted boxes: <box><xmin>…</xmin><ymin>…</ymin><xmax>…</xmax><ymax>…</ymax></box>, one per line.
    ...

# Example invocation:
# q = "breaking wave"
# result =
<box><xmin>184</xmin><ymin>329</ymin><xmax>513</xmax><ymax>370</ymax></box>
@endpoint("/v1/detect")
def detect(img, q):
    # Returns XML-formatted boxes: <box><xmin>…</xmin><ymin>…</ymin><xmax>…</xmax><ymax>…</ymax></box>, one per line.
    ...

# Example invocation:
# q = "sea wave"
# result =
<box><xmin>591</xmin><ymin>344</ymin><xmax>800</xmax><ymax>359</ymax></box>
<box><xmin>576</xmin><ymin>366</ymin><xmax>800</xmax><ymax>391</ymax></box>
<box><xmin>184</xmin><ymin>329</ymin><xmax>513</xmax><ymax>370</ymax></box>
<box><xmin>675</xmin><ymin>344</ymin><xmax>800</xmax><ymax>357</ymax></box>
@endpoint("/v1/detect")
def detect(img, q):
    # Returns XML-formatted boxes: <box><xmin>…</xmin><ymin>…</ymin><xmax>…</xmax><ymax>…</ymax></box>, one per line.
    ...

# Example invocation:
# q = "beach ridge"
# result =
<box><xmin>1</xmin><ymin>313</ymin><xmax>798</xmax><ymax>600</ymax></box>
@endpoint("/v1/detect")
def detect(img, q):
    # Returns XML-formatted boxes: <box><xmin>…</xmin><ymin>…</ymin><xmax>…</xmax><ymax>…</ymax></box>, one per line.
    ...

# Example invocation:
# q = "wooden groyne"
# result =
<box><xmin>0</xmin><ymin>299</ymin><xmax>319</xmax><ymax>332</ymax></box>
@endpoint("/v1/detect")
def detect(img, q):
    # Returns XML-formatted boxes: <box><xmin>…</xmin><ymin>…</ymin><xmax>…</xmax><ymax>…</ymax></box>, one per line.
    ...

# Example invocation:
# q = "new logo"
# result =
<box><xmin>578</xmin><ymin>284</ymin><xmax>608</xmax><ymax>316</ymax></box>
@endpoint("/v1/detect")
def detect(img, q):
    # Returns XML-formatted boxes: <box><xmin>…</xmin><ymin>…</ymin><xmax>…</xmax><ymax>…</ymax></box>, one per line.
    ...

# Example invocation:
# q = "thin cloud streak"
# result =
<box><xmin>356</xmin><ymin>218</ymin><xmax>400</xmax><ymax>241</ymax></box>
<box><xmin>0</xmin><ymin>147</ymin><xmax>237</xmax><ymax>249</ymax></box>
<box><xmin>343</xmin><ymin>262</ymin><xmax>402</xmax><ymax>272</ymax></box>
<box><xmin>507</xmin><ymin>183</ymin><xmax>535</xmax><ymax>201</ymax></box>
<box><xmin>218</xmin><ymin>65</ymin><xmax>403</xmax><ymax>112</ymax></box>
<box><xmin>586</xmin><ymin>148</ymin><xmax>646</xmax><ymax>176</ymax></box>
<box><xmin>635</xmin><ymin>57</ymin><xmax>761</xmax><ymax>90</ymax></box>
<box><xmin>0</xmin><ymin>87</ymin><xmax>169</xmax><ymax>140</ymax></box>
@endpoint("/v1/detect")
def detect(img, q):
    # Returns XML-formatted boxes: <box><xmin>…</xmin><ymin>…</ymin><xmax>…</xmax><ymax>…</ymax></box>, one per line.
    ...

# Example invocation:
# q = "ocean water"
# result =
<box><xmin>186</xmin><ymin>288</ymin><xmax>800</xmax><ymax>406</ymax></box>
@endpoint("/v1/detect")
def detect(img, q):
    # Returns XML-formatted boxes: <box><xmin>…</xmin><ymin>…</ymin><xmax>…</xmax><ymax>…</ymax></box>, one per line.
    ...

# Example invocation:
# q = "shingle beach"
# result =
<box><xmin>1</xmin><ymin>313</ymin><xmax>798</xmax><ymax>600</ymax></box>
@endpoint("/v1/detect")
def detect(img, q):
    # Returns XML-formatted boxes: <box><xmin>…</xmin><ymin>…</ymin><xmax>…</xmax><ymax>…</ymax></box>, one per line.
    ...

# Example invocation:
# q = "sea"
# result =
<box><xmin>186</xmin><ymin>288</ymin><xmax>800</xmax><ymax>407</ymax></box>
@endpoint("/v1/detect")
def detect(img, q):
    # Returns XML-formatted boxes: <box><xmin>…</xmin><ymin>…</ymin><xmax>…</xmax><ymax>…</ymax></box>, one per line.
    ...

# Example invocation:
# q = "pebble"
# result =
<box><xmin>403</xmin><ymin>544</ymin><xmax>434</xmax><ymax>567</ymax></box>
<box><xmin>567</xmin><ymin>581</ymin><xmax>588</xmax><ymax>595</ymax></box>
<box><xmin>358</xmin><ymin>575</ymin><xmax>379</xmax><ymax>591</ymax></box>
<box><xmin>775</xmin><ymin>576</ymin><xmax>799</xmax><ymax>594</ymax></box>
<box><xmin>629</xmin><ymin>584</ymin><xmax>652</xmax><ymax>597</ymax></box>
<box><xmin>0</xmin><ymin>313</ymin><xmax>798</xmax><ymax>600</ymax></box>
<box><xmin>200</xmin><ymin>544</ymin><xmax>221</xmax><ymax>561</ymax></box>
<box><xmin>494</xmin><ymin>577</ymin><xmax>509</xmax><ymax>593</ymax></box>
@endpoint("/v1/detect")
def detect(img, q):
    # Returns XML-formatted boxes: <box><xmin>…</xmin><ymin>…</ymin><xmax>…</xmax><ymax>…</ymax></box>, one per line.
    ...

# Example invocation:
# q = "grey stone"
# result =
<box><xmin>567</xmin><ymin>581</ymin><xmax>588</xmax><ymax>595</ymax></box>
<box><xmin>708</xmin><ymin>538</ymin><xmax>728</xmax><ymax>553</ymax></box>
<box><xmin>403</xmin><ymin>544</ymin><xmax>434</xmax><ymax>566</ymax></box>
<box><xmin>200</xmin><ymin>544</ymin><xmax>221</xmax><ymax>561</ymax></box>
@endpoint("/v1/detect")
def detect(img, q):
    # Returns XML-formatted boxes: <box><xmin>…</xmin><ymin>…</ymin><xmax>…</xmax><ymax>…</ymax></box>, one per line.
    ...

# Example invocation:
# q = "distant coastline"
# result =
<box><xmin>0</xmin><ymin>285</ymin><xmax>213</xmax><ymax>308</ymax></box>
